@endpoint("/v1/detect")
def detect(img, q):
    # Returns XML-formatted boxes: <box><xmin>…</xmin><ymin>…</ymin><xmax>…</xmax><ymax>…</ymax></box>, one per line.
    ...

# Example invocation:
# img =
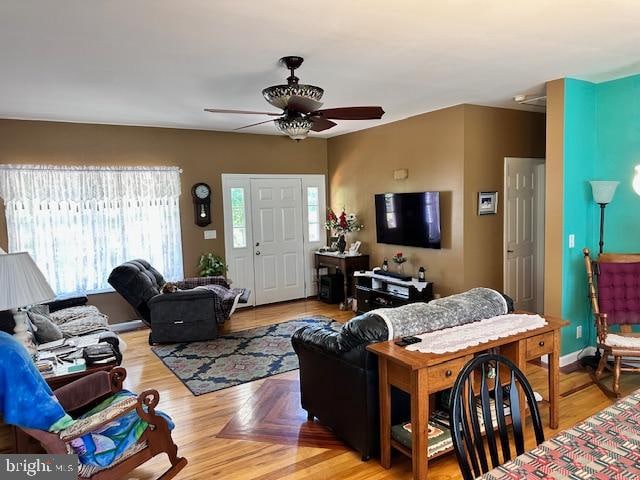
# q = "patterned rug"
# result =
<box><xmin>151</xmin><ymin>316</ymin><xmax>341</xmax><ymax>396</ymax></box>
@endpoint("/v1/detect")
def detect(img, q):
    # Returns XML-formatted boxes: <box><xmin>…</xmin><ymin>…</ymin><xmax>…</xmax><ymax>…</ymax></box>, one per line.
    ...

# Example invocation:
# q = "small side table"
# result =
<box><xmin>314</xmin><ymin>252</ymin><xmax>370</xmax><ymax>303</ymax></box>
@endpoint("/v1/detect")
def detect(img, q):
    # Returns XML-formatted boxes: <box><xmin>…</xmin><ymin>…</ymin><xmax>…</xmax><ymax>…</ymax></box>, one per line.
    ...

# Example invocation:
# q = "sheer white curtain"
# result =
<box><xmin>0</xmin><ymin>165</ymin><xmax>184</xmax><ymax>294</ymax></box>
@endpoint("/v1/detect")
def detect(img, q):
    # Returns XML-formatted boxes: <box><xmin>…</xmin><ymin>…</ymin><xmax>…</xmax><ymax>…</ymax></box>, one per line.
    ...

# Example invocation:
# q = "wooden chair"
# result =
<box><xmin>19</xmin><ymin>367</ymin><xmax>187</xmax><ymax>480</ymax></box>
<box><xmin>583</xmin><ymin>248</ymin><xmax>640</xmax><ymax>397</ymax></box>
<box><xmin>450</xmin><ymin>354</ymin><xmax>544</xmax><ymax>480</ymax></box>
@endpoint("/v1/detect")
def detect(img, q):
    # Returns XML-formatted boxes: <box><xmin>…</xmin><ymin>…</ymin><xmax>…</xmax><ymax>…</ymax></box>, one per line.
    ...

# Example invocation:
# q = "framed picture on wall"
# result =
<box><xmin>478</xmin><ymin>191</ymin><xmax>498</xmax><ymax>215</ymax></box>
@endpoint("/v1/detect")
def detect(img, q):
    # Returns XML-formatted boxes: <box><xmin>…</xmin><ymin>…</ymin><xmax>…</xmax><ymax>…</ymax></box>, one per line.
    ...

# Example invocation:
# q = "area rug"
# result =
<box><xmin>151</xmin><ymin>316</ymin><xmax>341</xmax><ymax>396</ymax></box>
<box><xmin>217</xmin><ymin>378</ymin><xmax>347</xmax><ymax>449</ymax></box>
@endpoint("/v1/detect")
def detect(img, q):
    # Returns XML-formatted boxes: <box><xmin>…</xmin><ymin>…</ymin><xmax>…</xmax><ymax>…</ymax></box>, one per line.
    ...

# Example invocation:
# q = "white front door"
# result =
<box><xmin>223</xmin><ymin>174</ymin><xmax>325</xmax><ymax>307</ymax></box>
<box><xmin>250</xmin><ymin>178</ymin><xmax>305</xmax><ymax>305</ymax></box>
<box><xmin>504</xmin><ymin>158</ymin><xmax>545</xmax><ymax>312</ymax></box>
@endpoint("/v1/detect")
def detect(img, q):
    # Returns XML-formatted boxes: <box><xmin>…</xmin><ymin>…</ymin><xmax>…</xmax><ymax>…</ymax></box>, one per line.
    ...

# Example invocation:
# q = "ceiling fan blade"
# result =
<box><xmin>234</xmin><ymin>119</ymin><xmax>277</xmax><ymax>131</ymax></box>
<box><xmin>310</xmin><ymin>117</ymin><xmax>337</xmax><ymax>132</ymax></box>
<box><xmin>204</xmin><ymin>108</ymin><xmax>282</xmax><ymax>116</ymax></box>
<box><xmin>286</xmin><ymin>95</ymin><xmax>323</xmax><ymax>113</ymax></box>
<box><xmin>314</xmin><ymin>106</ymin><xmax>385</xmax><ymax>120</ymax></box>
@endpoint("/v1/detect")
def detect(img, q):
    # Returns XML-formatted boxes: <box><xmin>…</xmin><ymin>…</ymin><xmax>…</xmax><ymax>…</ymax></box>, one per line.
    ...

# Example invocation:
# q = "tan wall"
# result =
<box><xmin>543</xmin><ymin>79</ymin><xmax>565</xmax><ymax>316</ymax></box>
<box><xmin>328</xmin><ymin>106</ymin><xmax>467</xmax><ymax>296</ymax></box>
<box><xmin>327</xmin><ymin>104</ymin><xmax>546</xmax><ymax>296</ymax></box>
<box><xmin>0</xmin><ymin>119</ymin><xmax>327</xmax><ymax>322</ymax></box>
<box><xmin>462</xmin><ymin>105</ymin><xmax>546</xmax><ymax>291</ymax></box>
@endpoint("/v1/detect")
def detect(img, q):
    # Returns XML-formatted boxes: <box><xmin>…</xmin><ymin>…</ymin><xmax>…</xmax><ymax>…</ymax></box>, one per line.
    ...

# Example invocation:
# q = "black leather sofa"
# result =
<box><xmin>108</xmin><ymin>259</ymin><xmax>228</xmax><ymax>344</ymax></box>
<box><xmin>292</xmin><ymin>313</ymin><xmax>409</xmax><ymax>460</ymax></box>
<box><xmin>291</xmin><ymin>293</ymin><xmax>514</xmax><ymax>460</ymax></box>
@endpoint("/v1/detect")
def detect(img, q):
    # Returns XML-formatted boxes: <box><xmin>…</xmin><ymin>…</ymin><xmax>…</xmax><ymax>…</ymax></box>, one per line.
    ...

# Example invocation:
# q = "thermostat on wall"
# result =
<box><xmin>204</xmin><ymin>230</ymin><xmax>217</xmax><ymax>240</ymax></box>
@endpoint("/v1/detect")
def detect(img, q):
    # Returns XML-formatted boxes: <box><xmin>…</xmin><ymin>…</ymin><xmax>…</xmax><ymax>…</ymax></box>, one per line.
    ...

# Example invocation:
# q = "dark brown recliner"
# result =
<box><xmin>108</xmin><ymin>259</ymin><xmax>229</xmax><ymax>344</ymax></box>
<box><xmin>19</xmin><ymin>367</ymin><xmax>187</xmax><ymax>480</ymax></box>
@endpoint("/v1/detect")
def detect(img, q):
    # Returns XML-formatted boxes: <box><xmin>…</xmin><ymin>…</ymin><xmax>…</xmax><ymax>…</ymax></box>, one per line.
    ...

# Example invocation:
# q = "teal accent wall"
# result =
<box><xmin>596</xmin><ymin>75</ymin><xmax>640</xmax><ymax>251</ymax></box>
<box><xmin>561</xmin><ymin>74</ymin><xmax>640</xmax><ymax>355</ymax></box>
<box><xmin>562</xmin><ymin>78</ymin><xmax>597</xmax><ymax>354</ymax></box>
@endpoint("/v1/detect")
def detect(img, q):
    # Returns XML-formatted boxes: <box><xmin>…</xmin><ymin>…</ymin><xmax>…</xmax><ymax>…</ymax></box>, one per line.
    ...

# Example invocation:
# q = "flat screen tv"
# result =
<box><xmin>374</xmin><ymin>192</ymin><xmax>441</xmax><ymax>249</ymax></box>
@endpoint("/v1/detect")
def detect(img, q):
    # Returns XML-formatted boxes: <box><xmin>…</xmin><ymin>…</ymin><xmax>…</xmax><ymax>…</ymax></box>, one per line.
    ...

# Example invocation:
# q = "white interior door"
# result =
<box><xmin>250</xmin><ymin>178</ymin><xmax>305</xmax><ymax>305</ymax></box>
<box><xmin>504</xmin><ymin>158</ymin><xmax>545</xmax><ymax>312</ymax></box>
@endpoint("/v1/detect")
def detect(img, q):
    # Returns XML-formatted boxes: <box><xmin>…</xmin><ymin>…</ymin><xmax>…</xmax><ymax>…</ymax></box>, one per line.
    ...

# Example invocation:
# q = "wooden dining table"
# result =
<box><xmin>482</xmin><ymin>387</ymin><xmax>640</xmax><ymax>479</ymax></box>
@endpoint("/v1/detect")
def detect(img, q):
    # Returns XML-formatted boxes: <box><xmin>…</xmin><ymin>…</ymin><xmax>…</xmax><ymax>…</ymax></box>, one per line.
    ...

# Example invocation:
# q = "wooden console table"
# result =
<box><xmin>314</xmin><ymin>252</ymin><xmax>369</xmax><ymax>302</ymax></box>
<box><xmin>367</xmin><ymin>315</ymin><xmax>567</xmax><ymax>480</ymax></box>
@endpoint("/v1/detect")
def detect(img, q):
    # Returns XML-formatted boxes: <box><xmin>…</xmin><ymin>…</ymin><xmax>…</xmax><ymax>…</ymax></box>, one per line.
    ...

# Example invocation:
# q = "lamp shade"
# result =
<box><xmin>0</xmin><ymin>252</ymin><xmax>55</xmax><ymax>310</ymax></box>
<box><xmin>589</xmin><ymin>180</ymin><xmax>619</xmax><ymax>204</ymax></box>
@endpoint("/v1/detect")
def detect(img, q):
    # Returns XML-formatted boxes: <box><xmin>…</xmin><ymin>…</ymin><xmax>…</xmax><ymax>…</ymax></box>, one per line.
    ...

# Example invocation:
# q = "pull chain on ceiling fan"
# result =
<box><xmin>204</xmin><ymin>56</ymin><xmax>385</xmax><ymax>140</ymax></box>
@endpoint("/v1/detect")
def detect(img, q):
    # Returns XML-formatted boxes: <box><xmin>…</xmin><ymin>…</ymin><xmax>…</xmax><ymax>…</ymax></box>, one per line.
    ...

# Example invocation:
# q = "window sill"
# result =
<box><xmin>55</xmin><ymin>287</ymin><xmax>116</xmax><ymax>297</ymax></box>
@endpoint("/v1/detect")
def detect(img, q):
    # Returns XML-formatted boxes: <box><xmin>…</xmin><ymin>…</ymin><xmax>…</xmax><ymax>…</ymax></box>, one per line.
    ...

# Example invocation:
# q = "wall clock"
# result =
<box><xmin>192</xmin><ymin>183</ymin><xmax>212</xmax><ymax>227</ymax></box>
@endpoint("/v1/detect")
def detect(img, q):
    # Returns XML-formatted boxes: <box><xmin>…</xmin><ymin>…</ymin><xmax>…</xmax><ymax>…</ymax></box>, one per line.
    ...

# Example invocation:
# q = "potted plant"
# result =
<box><xmin>324</xmin><ymin>207</ymin><xmax>364</xmax><ymax>253</ymax></box>
<box><xmin>198</xmin><ymin>252</ymin><xmax>226</xmax><ymax>277</ymax></box>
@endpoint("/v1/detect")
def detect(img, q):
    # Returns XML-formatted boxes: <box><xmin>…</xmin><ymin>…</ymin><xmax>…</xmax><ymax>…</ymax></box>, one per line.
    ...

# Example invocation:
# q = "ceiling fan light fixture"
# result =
<box><xmin>275</xmin><ymin>116</ymin><xmax>313</xmax><ymax>141</ymax></box>
<box><xmin>262</xmin><ymin>84</ymin><xmax>324</xmax><ymax>110</ymax></box>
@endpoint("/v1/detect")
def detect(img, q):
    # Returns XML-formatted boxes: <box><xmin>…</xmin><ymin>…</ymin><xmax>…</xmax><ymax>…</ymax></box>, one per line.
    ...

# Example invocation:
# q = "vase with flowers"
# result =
<box><xmin>391</xmin><ymin>251</ymin><xmax>407</xmax><ymax>273</ymax></box>
<box><xmin>325</xmin><ymin>207</ymin><xmax>364</xmax><ymax>253</ymax></box>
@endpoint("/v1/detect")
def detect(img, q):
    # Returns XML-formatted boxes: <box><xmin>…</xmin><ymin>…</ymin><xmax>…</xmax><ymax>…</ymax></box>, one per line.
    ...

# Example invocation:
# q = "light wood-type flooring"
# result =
<box><xmin>117</xmin><ymin>299</ymin><xmax>640</xmax><ymax>480</ymax></box>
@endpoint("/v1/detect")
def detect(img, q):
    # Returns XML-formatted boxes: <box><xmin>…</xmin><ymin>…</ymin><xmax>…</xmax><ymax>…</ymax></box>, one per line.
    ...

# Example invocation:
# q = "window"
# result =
<box><xmin>0</xmin><ymin>165</ymin><xmax>184</xmax><ymax>295</ymax></box>
<box><xmin>230</xmin><ymin>187</ymin><xmax>247</xmax><ymax>248</ymax></box>
<box><xmin>306</xmin><ymin>187</ymin><xmax>321</xmax><ymax>242</ymax></box>
<box><xmin>385</xmin><ymin>193</ymin><xmax>397</xmax><ymax>229</ymax></box>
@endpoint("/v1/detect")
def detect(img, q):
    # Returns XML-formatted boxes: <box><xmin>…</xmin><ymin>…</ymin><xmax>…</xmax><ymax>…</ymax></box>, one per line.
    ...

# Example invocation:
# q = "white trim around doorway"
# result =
<box><xmin>221</xmin><ymin>173</ymin><xmax>327</xmax><ymax>306</ymax></box>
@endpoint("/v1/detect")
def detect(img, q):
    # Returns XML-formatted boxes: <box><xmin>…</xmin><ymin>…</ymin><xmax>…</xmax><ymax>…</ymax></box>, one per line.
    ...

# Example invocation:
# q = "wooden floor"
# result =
<box><xmin>119</xmin><ymin>300</ymin><xmax>640</xmax><ymax>480</ymax></box>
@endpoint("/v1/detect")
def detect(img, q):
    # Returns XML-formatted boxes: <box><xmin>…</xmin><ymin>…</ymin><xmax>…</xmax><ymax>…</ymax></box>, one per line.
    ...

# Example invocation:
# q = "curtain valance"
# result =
<box><xmin>0</xmin><ymin>165</ymin><xmax>181</xmax><ymax>203</ymax></box>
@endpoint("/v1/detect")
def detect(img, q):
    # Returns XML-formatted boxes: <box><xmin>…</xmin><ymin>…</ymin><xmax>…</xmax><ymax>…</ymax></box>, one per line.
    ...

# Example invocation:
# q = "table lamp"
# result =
<box><xmin>0</xmin><ymin>252</ymin><xmax>55</xmax><ymax>351</ymax></box>
<box><xmin>589</xmin><ymin>180</ymin><xmax>619</xmax><ymax>254</ymax></box>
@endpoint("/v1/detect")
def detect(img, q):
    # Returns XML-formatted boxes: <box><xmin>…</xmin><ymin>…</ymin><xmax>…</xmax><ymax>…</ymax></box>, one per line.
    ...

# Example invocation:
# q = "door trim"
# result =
<box><xmin>221</xmin><ymin>173</ymin><xmax>326</xmax><ymax>306</ymax></box>
<box><xmin>503</xmin><ymin>157</ymin><xmax>545</xmax><ymax>313</ymax></box>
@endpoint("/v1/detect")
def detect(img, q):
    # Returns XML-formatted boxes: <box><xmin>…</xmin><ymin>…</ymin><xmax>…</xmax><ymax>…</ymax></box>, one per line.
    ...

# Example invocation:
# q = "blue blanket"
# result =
<box><xmin>69</xmin><ymin>390</ymin><xmax>174</xmax><ymax>468</ymax></box>
<box><xmin>0</xmin><ymin>331</ymin><xmax>73</xmax><ymax>431</ymax></box>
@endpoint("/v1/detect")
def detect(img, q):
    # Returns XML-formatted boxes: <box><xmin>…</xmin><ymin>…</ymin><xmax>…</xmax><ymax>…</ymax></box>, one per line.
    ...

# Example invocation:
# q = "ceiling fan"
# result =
<box><xmin>204</xmin><ymin>56</ymin><xmax>385</xmax><ymax>140</ymax></box>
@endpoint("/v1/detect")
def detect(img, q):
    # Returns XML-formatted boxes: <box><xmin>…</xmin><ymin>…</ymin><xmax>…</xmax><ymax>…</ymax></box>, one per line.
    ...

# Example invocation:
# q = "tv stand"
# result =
<box><xmin>354</xmin><ymin>271</ymin><xmax>433</xmax><ymax>314</ymax></box>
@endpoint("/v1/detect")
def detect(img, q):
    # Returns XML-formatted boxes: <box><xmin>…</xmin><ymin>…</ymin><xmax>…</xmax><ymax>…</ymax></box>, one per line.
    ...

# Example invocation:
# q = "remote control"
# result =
<box><xmin>394</xmin><ymin>336</ymin><xmax>422</xmax><ymax>347</ymax></box>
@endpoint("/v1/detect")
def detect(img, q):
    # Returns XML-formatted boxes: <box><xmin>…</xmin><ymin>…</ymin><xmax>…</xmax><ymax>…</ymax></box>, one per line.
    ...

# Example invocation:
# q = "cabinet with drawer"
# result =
<box><xmin>525</xmin><ymin>332</ymin><xmax>554</xmax><ymax>359</ymax></box>
<box><xmin>427</xmin><ymin>355</ymin><xmax>473</xmax><ymax>393</ymax></box>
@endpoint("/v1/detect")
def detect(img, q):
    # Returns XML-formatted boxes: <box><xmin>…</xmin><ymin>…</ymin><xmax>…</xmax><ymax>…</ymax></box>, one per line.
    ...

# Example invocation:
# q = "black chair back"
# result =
<box><xmin>108</xmin><ymin>259</ymin><xmax>166</xmax><ymax>324</ymax></box>
<box><xmin>450</xmin><ymin>353</ymin><xmax>544</xmax><ymax>480</ymax></box>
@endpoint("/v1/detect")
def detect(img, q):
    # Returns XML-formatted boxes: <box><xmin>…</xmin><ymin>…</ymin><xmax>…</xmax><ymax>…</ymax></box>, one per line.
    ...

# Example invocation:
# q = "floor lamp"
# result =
<box><xmin>580</xmin><ymin>180</ymin><xmax>619</xmax><ymax>370</ymax></box>
<box><xmin>589</xmin><ymin>180</ymin><xmax>619</xmax><ymax>254</ymax></box>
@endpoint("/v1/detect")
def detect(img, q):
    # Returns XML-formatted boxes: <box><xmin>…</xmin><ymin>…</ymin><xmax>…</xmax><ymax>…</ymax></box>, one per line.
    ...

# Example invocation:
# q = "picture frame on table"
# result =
<box><xmin>478</xmin><ymin>191</ymin><xmax>498</xmax><ymax>215</ymax></box>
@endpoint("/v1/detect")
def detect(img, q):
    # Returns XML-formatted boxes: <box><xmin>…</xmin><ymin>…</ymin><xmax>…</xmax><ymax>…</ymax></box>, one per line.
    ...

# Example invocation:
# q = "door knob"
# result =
<box><xmin>256</xmin><ymin>251</ymin><xmax>261</xmax><ymax>255</ymax></box>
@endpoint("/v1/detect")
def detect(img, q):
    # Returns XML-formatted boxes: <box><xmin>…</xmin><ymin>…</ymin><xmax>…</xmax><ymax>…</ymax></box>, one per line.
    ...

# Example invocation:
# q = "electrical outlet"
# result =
<box><xmin>576</xmin><ymin>325</ymin><xmax>583</xmax><ymax>339</ymax></box>
<box><xmin>569</xmin><ymin>234</ymin><xmax>575</xmax><ymax>249</ymax></box>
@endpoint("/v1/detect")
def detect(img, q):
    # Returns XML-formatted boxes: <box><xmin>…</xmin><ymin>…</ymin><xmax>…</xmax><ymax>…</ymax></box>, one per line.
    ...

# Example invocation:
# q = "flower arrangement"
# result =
<box><xmin>391</xmin><ymin>252</ymin><xmax>407</xmax><ymax>264</ymax></box>
<box><xmin>325</xmin><ymin>207</ymin><xmax>364</xmax><ymax>235</ymax></box>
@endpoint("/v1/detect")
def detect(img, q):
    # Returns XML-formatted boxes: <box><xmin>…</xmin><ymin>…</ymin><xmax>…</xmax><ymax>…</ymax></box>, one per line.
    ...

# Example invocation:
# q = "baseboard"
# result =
<box><xmin>111</xmin><ymin>319</ymin><xmax>145</xmax><ymax>333</ymax></box>
<box><xmin>540</xmin><ymin>346</ymin><xmax>596</xmax><ymax>368</ymax></box>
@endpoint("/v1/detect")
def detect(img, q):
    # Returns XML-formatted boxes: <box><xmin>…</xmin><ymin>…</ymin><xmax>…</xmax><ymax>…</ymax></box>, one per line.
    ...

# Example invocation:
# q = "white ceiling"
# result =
<box><xmin>1</xmin><ymin>0</ymin><xmax>639</xmax><ymax>138</ymax></box>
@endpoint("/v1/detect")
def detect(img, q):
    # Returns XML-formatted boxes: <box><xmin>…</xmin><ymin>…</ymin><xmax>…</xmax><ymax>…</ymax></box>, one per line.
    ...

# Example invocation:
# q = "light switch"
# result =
<box><xmin>568</xmin><ymin>234</ymin><xmax>575</xmax><ymax>249</ymax></box>
<box><xmin>204</xmin><ymin>230</ymin><xmax>217</xmax><ymax>240</ymax></box>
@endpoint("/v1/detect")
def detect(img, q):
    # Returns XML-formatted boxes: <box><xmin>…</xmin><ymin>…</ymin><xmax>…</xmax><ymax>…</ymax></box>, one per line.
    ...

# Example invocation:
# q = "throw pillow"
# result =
<box><xmin>27</xmin><ymin>305</ymin><xmax>64</xmax><ymax>343</ymax></box>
